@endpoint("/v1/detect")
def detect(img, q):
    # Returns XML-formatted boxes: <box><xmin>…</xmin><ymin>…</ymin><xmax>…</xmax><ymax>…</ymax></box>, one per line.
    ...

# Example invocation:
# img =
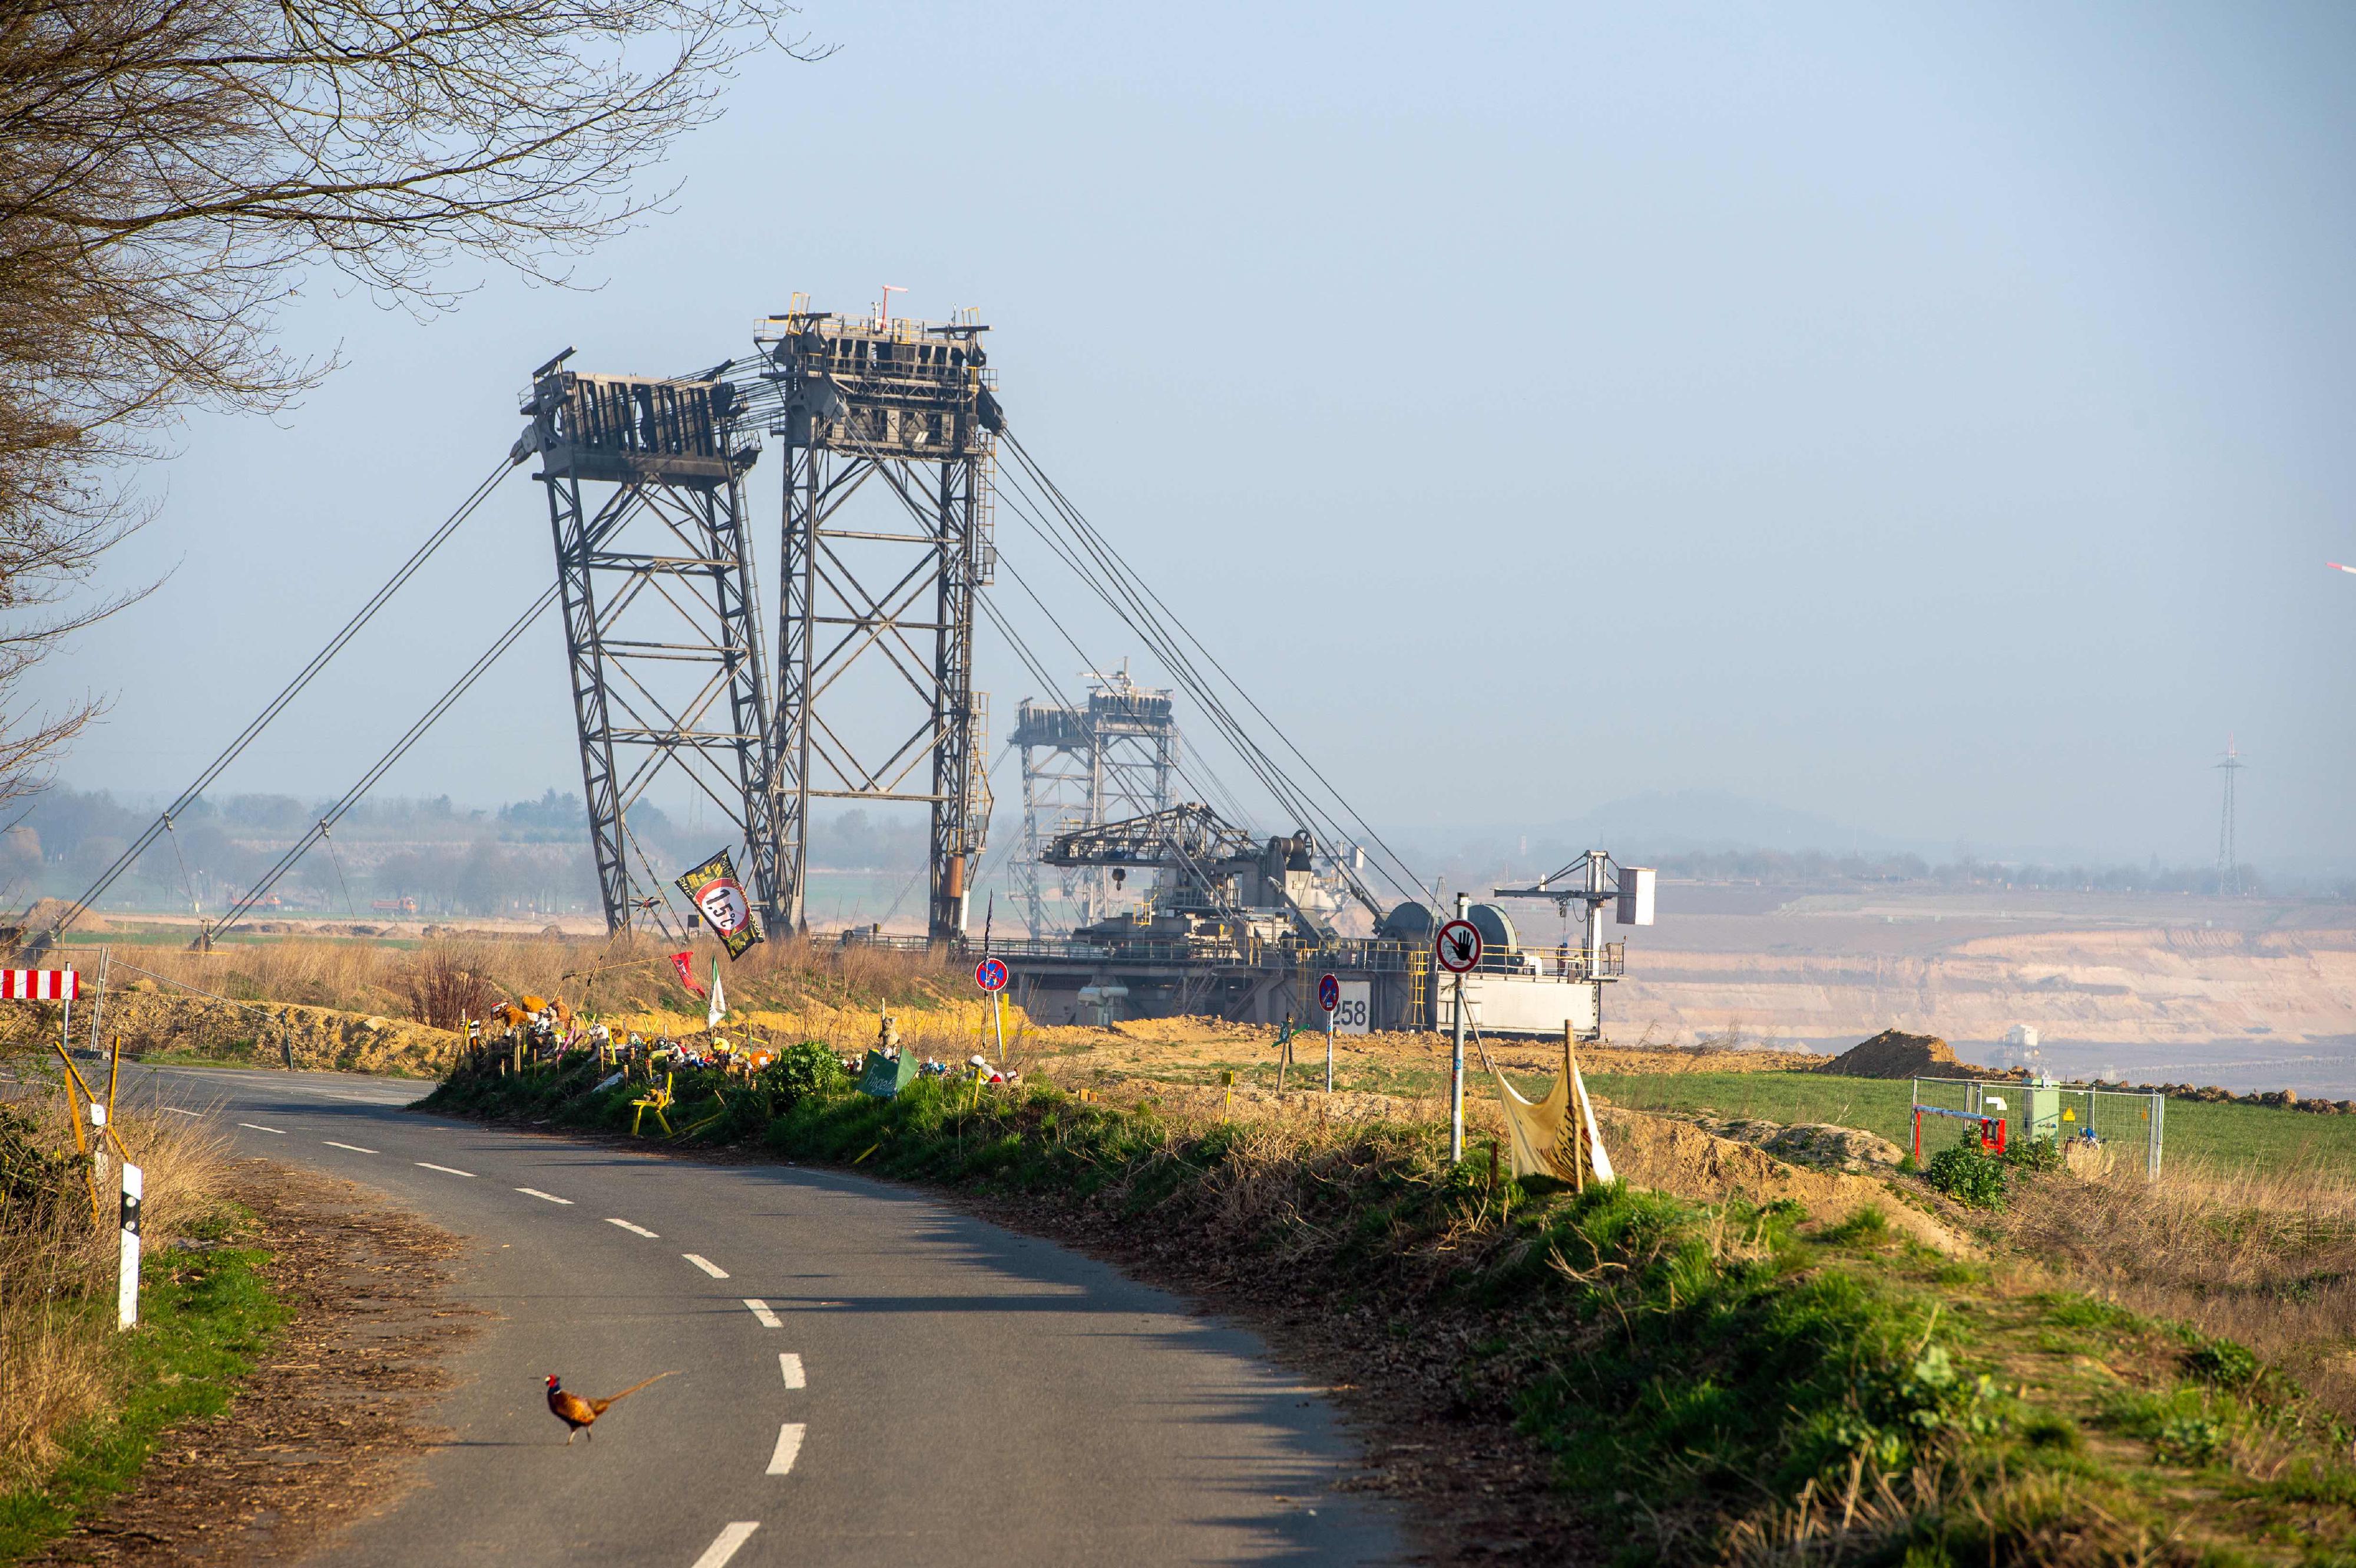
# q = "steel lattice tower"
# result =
<box><xmin>521</xmin><ymin>355</ymin><xmax>780</xmax><ymax>934</ymax></box>
<box><xmin>752</xmin><ymin>305</ymin><xmax>1000</xmax><ymax>941</ymax></box>
<box><xmin>2216</xmin><ymin>738</ymin><xmax>2245</xmax><ymax>895</ymax></box>
<box><xmin>1011</xmin><ymin>664</ymin><xmax>1179</xmax><ymax>935</ymax></box>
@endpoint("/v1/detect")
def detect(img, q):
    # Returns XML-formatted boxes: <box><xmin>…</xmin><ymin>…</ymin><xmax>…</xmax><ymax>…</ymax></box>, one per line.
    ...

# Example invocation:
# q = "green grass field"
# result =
<box><xmin>1587</xmin><ymin>1070</ymin><xmax>2356</xmax><ymax>1172</ymax></box>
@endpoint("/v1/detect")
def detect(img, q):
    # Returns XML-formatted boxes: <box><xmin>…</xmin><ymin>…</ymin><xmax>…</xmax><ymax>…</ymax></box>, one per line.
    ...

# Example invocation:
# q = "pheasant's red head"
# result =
<box><xmin>545</xmin><ymin>1374</ymin><xmax>559</xmax><ymax>1389</ymax></box>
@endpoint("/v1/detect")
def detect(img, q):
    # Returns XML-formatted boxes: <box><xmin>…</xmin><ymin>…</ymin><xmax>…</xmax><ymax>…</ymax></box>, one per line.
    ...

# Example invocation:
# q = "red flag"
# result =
<box><xmin>669</xmin><ymin>952</ymin><xmax>707</xmax><ymax>998</ymax></box>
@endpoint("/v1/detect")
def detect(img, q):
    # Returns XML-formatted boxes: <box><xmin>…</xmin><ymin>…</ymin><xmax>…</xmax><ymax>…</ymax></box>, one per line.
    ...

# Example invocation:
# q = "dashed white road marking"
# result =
<box><xmin>743</xmin><ymin>1299</ymin><xmax>782</xmax><ymax>1329</ymax></box>
<box><xmin>766</xmin><ymin>1422</ymin><xmax>806</xmax><ymax>1476</ymax></box>
<box><xmin>162</xmin><ymin>1107</ymin><xmax>202</xmax><ymax>1118</ymax></box>
<box><xmin>688</xmin><ymin>1522</ymin><xmax>760</xmax><ymax>1568</ymax></box>
<box><xmin>516</xmin><ymin>1187</ymin><xmax>573</xmax><ymax>1205</ymax></box>
<box><xmin>238</xmin><ymin>1122</ymin><xmax>286</xmax><ymax>1135</ymax></box>
<box><xmin>779</xmin><ymin>1352</ymin><xmax>805</xmax><ymax>1390</ymax></box>
<box><xmin>323</xmin><ymin>1141</ymin><xmax>378</xmax><ymax>1154</ymax></box>
<box><xmin>683</xmin><ymin>1253</ymin><xmax>729</xmax><ymax>1279</ymax></box>
<box><xmin>606</xmin><ymin>1218</ymin><xmax>659</xmax><ymax>1238</ymax></box>
<box><xmin>415</xmin><ymin>1162</ymin><xmax>475</xmax><ymax>1177</ymax></box>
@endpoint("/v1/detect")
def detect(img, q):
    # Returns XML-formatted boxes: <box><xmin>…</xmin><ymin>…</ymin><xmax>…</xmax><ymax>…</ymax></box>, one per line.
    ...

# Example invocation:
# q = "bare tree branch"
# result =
<box><xmin>0</xmin><ymin>0</ymin><xmax>823</xmax><ymax>798</ymax></box>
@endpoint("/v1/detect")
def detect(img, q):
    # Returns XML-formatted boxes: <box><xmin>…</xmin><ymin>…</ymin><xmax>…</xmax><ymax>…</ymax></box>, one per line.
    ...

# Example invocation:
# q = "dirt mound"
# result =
<box><xmin>1691</xmin><ymin>1116</ymin><xmax>1907</xmax><ymax>1176</ymax></box>
<box><xmin>1816</xmin><ymin>1028</ymin><xmax>1970</xmax><ymax>1079</ymax></box>
<box><xmin>97</xmin><ymin>992</ymin><xmax>460</xmax><ymax>1077</ymax></box>
<box><xmin>14</xmin><ymin>897</ymin><xmax>107</xmax><ymax>935</ymax></box>
<box><xmin>1596</xmin><ymin>1106</ymin><xmax>1958</xmax><ymax>1253</ymax></box>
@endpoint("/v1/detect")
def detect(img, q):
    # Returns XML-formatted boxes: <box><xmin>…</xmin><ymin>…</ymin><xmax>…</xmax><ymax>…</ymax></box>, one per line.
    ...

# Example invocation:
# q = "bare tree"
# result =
<box><xmin>0</xmin><ymin>0</ymin><xmax>820</xmax><ymax>799</ymax></box>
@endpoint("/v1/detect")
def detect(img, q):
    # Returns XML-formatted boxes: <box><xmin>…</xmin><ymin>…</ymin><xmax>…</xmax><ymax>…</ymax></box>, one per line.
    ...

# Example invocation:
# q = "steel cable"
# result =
<box><xmin>51</xmin><ymin>455</ymin><xmax>520</xmax><ymax>940</ymax></box>
<box><xmin>207</xmin><ymin>583</ymin><xmax>560</xmax><ymax>942</ymax></box>
<box><xmin>1000</xmin><ymin>431</ymin><xmax>1431</xmax><ymax>910</ymax></box>
<box><xmin>988</xmin><ymin>445</ymin><xmax>1416</xmax><ymax>914</ymax></box>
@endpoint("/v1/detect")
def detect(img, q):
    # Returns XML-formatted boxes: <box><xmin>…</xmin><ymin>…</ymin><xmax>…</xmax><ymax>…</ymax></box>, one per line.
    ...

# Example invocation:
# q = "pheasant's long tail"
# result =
<box><xmin>591</xmin><ymin>1369</ymin><xmax>680</xmax><ymax>1414</ymax></box>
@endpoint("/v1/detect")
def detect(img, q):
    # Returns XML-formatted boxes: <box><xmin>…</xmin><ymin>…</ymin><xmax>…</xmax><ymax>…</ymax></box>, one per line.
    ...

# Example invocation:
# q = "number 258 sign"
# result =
<box><xmin>1332</xmin><ymin>980</ymin><xmax>1369</xmax><ymax>1036</ymax></box>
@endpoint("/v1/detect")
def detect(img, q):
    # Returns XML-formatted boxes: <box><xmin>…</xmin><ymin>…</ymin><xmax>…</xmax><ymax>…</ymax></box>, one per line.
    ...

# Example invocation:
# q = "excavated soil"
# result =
<box><xmin>1815</xmin><ymin>1027</ymin><xmax>1986</xmax><ymax>1079</ymax></box>
<box><xmin>29</xmin><ymin>1163</ymin><xmax>475</xmax><ymax>1566</ymax></box>
<box><xmin>92</xmin><ymin>993</ymin><xmax>460</xmax><ymax>1078</ymax></box>
<box><xmin>1594</xmin><ymin>1107</ymin><xmax>1959</xmax><ymax>1253</ymax></box>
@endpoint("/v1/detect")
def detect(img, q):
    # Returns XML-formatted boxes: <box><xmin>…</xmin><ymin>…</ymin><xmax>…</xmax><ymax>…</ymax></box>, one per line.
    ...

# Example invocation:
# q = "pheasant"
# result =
<box><xmin>545</xmin><ymin>1370</ymin><xmax>676</xmax><ymax>1444</ymax></box>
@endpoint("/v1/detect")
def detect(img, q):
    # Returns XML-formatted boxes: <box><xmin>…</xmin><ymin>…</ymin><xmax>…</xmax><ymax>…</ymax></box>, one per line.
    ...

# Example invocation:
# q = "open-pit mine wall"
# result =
<box><xmin>1616</xmin><ymin>921</ymin><xmax>2356</xmax><ymax>1051</ymax></box>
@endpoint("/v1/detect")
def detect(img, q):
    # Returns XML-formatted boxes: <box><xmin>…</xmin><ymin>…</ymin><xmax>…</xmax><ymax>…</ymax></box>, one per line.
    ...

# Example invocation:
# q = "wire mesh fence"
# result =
<box><xmin>1911</xmin><ymin>1076</ymin><xmax>2165</xmax><ymax>1178</ymax></box>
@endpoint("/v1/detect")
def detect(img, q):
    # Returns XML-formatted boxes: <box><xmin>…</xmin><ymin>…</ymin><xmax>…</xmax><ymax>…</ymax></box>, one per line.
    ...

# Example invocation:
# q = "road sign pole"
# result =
<box><xmin>992</xmin><ymin>993</ymin><xmax>1005</xmax><ymax>1066</ymax></box>
<box><xmin>1430</xmin><ymin>908</ymin><xmax>1481</xmax><ymax>1165</ymax></box>
<box><xmin>1450</xmin><ymin>892</ymin><xmax>1470</xmax><ymax>1162</ymax></box>
<box><xmin>1325</xmin><ymin>1008</ymin><xmax>1334</xmax><ymax>1094</ymax></box>
<box><xmin>1450</xmin><ymin>974</ymin><xmax>1465</xmax><ymax>1162</ymax></box>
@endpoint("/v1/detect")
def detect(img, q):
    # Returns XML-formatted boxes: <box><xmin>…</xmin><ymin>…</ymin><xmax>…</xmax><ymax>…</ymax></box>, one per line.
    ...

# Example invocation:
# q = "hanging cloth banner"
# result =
<box><xmin>1491</xmin><ymin>1033</ymin><xmax>1616</xmax><ymax>1186</ymax></box>
<box><xmin>669</xmin><ymin>952</ymin><xmax>706</xmax><ymax>998</ymax></box>
<box><xmin>674</xmin><ymin>852</ymin><xmax>763</xmax><ymax>960</ymax></box>
<box><xmin>707</xmin><ymin>960</ymin><xmax>727</xmax><ymax>1031</ymax></box>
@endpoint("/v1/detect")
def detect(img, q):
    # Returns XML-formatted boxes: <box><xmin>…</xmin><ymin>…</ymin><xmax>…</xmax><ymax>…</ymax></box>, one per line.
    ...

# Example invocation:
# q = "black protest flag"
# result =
<box><xmin>674</xmin><ymin>851</ymin><xmax>763</xmax><ymax>961</ymax></box>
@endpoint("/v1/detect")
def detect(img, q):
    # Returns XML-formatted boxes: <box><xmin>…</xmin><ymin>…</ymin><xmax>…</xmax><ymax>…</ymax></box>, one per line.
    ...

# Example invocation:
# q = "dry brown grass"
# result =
<box><xmin>118</xmin><ymin>930</ymin><xmax>958</xmax><ymax>1034</ymax></box>
<box><xmin>0</xmin><ymin>1087</ymin><xmax>233</xmax><ymax>1489</ymax></box>
<box><xmin>1998</xmin><ymin>1155</ymin><xmax>2356</xmax><ymax>1420</ymax></box>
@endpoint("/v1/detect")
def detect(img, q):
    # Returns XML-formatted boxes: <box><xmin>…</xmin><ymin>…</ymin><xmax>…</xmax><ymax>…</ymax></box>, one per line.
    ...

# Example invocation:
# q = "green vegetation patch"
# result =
<box><xmin>0</xmin><ymin>1226</ymin><xmax>289</xmax><ymax>1562</ymax></box>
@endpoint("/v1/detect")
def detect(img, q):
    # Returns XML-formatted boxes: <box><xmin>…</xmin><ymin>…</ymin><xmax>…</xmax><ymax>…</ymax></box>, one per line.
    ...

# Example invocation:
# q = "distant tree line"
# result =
<box><xmin>1637</xmin><ymin>847</ymin><xmax>2315</xmax><ymax>898</ymax></box>
<box><xmin>2</xmin><ymin>785</ymin><xmax>939</xmax><ymax>917</ymax></box>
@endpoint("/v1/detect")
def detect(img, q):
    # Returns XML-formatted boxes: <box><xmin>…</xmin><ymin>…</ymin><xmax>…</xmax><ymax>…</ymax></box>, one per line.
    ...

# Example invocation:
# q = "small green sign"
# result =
<box><xmin>860</xmin><ymin>1050</ymin><xmax>916</xmax><ymax>1099</ymax></box>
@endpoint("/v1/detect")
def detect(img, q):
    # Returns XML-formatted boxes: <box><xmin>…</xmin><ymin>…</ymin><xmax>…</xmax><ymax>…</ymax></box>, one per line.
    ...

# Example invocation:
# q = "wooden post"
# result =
<box><xmin>1565</xmin><ymin>1021</ymin><xmax>1588</xmax><ymax>1193</ymax></box>
<box><xmin>56</xmin><ymin>1057</ymin><xmax>103</xmax><ymax>1228</ymax></box>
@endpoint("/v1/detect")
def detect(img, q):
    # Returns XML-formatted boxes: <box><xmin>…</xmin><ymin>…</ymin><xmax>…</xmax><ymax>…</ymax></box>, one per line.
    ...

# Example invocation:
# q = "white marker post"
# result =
<box><xmin>88</xmin><ymin>1102</ymin><xmax>108</xmax><ymax>1193</ymax></box>
<box><xmin>117</xmin><ymin>1162</ymin><xmax>143</xmax><ymax>1329</ymax></box>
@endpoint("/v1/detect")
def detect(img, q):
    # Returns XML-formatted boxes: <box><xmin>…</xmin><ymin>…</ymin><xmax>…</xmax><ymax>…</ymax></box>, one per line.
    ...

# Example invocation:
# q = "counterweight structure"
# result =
<box><xmin>752</xmin><ymin>307</ymin><xmax>1000</xmax><ymax>941</ymax></box>
<box><xmin>518</xmin><ymin>354</ymin><xmax>778</xmax><ymax>934</ymax></box>
<box><xmin>1011</xmin><ymin>666</ymin><xmax>1179</xmax><ymax>935</ymax></box>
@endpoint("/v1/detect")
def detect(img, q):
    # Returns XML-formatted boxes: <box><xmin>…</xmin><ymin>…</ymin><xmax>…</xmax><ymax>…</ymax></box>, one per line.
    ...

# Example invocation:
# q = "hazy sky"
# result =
<box><xmin>30</xmin><ymin>2</ymin><xmax>2356</xmax><ymax>871</ymax></box>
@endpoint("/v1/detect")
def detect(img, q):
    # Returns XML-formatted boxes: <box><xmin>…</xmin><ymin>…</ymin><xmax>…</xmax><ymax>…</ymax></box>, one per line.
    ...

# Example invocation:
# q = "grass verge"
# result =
<box><xmin>0</xmin><ymin>1216</ymin><xmax>287</xmax><ymax>1563</ymax></box>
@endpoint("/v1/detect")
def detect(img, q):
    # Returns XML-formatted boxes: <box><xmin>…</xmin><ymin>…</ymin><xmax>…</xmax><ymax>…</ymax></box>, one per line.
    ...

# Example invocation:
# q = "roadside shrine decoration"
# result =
<box><xmin>1490</xmin><ymin>1028</ymin><xmax>1616</xmax><ymax>1189</ymax></box>
<box><xmin>675</xmin><ymin>851</ymin><xmax>763</xmax><ymax>960</ymax></box>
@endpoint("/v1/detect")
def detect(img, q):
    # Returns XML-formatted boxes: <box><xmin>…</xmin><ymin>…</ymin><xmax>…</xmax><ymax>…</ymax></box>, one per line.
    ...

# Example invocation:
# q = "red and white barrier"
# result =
<box><xmin>0</xmin><ymin>969</ymin><xmax>78</xmax><ymax>1000</ymax></box>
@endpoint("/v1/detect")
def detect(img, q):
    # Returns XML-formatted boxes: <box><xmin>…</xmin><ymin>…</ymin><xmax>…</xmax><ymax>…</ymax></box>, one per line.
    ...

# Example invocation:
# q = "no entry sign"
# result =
<box><xmin>974</xmin><ymin>957</ymin><xmax>1010</xmax><ymax>993</ymax></box>
<box><xmin>1316</xmin><ymin>973</ymin><xmax>1340</xmax><ymax>1013</ymax></box>
<box><xmin>1435</xmin><ymin>919</ymin><xmax>1483</xmax><ymax>974</ymax></box>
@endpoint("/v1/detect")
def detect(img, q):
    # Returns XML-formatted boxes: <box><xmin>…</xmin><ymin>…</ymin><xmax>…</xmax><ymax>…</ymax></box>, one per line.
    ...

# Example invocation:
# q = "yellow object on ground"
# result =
<box><xmin>631</xmin><ymin>1073</ymin><xmax>674</xmax><ymax>1137</ymax></box>
<box><xmin>1491</xmin><ymin>1034</ymin><xmax>1615</xmax><ymax>1187</ymax></box>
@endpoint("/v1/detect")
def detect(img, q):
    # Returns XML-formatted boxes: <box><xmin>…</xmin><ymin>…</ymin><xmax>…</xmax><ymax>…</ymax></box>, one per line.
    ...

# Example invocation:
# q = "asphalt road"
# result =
<box><xmin>112</xmin><ymin>1063</ymin><xmax>1404</xmax><ymax>1567</ymax></box>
